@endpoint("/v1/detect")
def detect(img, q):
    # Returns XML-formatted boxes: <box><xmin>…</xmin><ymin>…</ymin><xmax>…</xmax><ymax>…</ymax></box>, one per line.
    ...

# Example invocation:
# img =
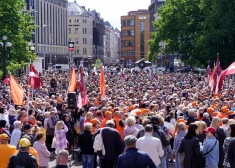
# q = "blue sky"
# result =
<box><xmin>69</xmin><ymin>0</ymin><xmax>150</xmax><ymax>29</ymax></box>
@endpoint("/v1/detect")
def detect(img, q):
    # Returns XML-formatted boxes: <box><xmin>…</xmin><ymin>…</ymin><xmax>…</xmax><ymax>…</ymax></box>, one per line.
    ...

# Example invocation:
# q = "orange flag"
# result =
<box><xmin>68</xmin><ymin>67</ymin><xmax>77</xmax><ymax>92</ymax></box>
<box><xmin>10</xmin><ymin>75</ymin><xmax>24</xmax><ymax>105</ymax></box>
<box><xmin>100</xmin><ymin>66</ymin><xmax>105</xmax><ymax>98</ymax></box>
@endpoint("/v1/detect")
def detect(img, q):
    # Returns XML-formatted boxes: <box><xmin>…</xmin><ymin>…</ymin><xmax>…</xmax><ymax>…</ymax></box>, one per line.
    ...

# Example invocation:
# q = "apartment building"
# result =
<box><xmin>120</xmin><ymin>9</ymin><xmax>150</xmax><ymax>66</ymax></box>
<box><xmin>68</xmin><ymin>1</ymin><xmax>93</xmax><ymax>66</ymax></box>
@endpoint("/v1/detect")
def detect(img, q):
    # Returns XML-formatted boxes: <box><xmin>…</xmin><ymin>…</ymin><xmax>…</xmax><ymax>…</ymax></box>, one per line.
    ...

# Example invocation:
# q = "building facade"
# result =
<box><xmin>120</xmin><ymin>10</ymin><xmax>150</xmax><ymax>66</ymax></box>
<box><xmin>89</xmin><ymin>10</ymin><xmax>105</xmax><ymax>63</ymax></box>
<box><xmin>25</xmin><ymin>0</ymin><xmax>69</xmax><ymax>69</ymax></box>
<box><xmin>68</xmin><ymin>1</ymin><xmax>93</xmax><ymax>66</ymax></box>
<box><xmin>148</xmin><ymin>0</ymin><xmax>165</xmax><ymax>33</ymax></box>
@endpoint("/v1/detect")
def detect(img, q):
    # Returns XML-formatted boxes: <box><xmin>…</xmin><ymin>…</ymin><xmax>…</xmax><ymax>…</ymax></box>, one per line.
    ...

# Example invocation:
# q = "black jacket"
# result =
<box><xmin>79</xmin><ymin>130</ymin><xmax>94</xmax><ymax>155</ymax></box>
<box><xmin>202</xmin><ymin>118</ymin><xmax>211</xmax><ymax>127</ymax></box>
<box><xmin>178</xmin><ymin>137</ymin><xmax>201</xmax><ymax>168</ymax></box>
<box><xmin>93</xmin><ymin>127</ymin><xmax>124</xmax><ymax>159</ymax></box>
<box><xmin>227</xmin><ymin>138</ymin><xmax>235</xmax><ymax>168</ymax></box>
<box><xmin>186</xmin><ymin>116</ymin><xmax>198</xmax><ymax>125</ymax></box>
<box><xmin>8</xmin><ymin>151</ymin><xmax>38</xmax><ymax>168</ymax></box>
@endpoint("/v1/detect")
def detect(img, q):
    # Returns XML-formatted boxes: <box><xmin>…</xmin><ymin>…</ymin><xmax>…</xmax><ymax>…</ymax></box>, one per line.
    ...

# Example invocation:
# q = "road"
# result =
<box><xmin>49</xmin><ymin>157</ymin><xmax>176</xmax><ymax>167</ymax></box>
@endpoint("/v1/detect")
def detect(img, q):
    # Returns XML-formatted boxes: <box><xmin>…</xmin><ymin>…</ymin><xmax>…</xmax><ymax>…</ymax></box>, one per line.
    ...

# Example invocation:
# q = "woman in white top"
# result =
<box><xmin>10</xmin><ymin>121</ymin><xmax>22</xmax><ymax>147</ymax></box>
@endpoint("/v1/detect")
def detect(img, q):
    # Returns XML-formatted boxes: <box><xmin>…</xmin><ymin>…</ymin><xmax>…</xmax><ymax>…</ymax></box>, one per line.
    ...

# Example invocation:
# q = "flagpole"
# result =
<box><xmin>27</xmin><ymin>60</ymin><xmax>31</xmax><ymax>116</ymax></box>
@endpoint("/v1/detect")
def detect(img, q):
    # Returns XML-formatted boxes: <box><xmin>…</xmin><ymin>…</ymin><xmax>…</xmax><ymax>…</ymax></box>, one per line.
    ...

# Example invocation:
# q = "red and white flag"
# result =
<box><xmin>29</xmin><ymin>64</ymin><xmax>42</xmax><ymax>89</ymax></box>
<box><xmin>216</xmin><ymin>62</ymin><xmax>235</xmax><ymax>93</ymax></box>
<box><xmin>77</xmin><ymin>66</ymin><xmax>88</xmax><ymax>108</ymax></box>
<box><xmin>212</xmin><ymin>54</ymin><xmax>222</xmax><ymax>93</ymax></box>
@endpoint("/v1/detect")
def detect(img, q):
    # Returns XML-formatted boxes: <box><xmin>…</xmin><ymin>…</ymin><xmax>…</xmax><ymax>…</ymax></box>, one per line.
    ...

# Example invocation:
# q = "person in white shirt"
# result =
<box><xmin>10</xmin><ymin>121</ymin><xmax>22</xmax><ymax>147</ymax></box>
<box><xmin>136</xmin><ymin>124</ymin><xmax>164</xmax><ymax>167</ymax></box>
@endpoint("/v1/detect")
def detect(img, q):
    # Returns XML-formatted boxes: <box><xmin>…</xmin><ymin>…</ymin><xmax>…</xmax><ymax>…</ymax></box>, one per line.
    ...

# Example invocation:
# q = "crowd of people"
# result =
<box><xmin>1</xmin><ymin>67</ymin><xmax>235</xmax><ymax>168</ymax></box>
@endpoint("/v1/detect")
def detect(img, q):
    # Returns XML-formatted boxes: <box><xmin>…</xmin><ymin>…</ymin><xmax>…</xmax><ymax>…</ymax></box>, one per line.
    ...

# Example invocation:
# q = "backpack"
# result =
<box><xmin>93</xmin><ymin>129</ymin><xmax>105</xmax><ymax>155</ymax></box>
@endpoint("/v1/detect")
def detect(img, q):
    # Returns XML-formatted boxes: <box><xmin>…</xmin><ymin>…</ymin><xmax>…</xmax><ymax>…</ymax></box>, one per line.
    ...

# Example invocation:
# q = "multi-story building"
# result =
<box><xmin>68</xmin><ymin>1</ymin><xmax>93</xmax><ymax>66</ymax></box>
<box><xmin>148</xmin><ymin>0</ymin><xmax>165</xmax><ymax>33</ymax></box>
<box><xmin>120</xmin><ymin>9</ymin><xmax>150</xmax><ymax>66</ymax></box>
<box><xmin>89</xmin><ymin>10</ymin><xmax>105</xmax><ymax>63</ymax></box>
<box><xmin>114</xmin><ymin>28</ymin><xmax>121</xmax><ymax>63</ymax></box>
<box><xmin>25</xmin><ymin>0</ymin><xmax>69</xmax><ymax>69</ymax></box>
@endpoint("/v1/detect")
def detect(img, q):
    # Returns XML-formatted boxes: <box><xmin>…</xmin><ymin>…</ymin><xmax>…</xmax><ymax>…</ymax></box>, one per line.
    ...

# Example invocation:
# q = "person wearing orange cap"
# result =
<box><xmin>0</xmin><ymin>133</ymin><xmax>17</xmax><ymax>168</ymax></box>
<box><xmin>113</xmin><ymin>111</ymin><xmax>125</xmax><ymax>139</ymax></box>
<box><xmin>90</xmin><ymin>118</ymin><xmax>100</xmax><ymax>134</ymax></box>
<box><xmin>100</xmin><ymin>111</ymin><xmax>112</xmax><ymax>128</ymax></box>
<box><xmin>217</xmin><ymin>106</ymin><xmax>228</xmax><ymax>126</ymax></box>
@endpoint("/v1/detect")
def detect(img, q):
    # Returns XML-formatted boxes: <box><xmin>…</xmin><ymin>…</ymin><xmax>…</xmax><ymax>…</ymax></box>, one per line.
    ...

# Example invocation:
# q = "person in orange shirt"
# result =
<box><xmin>100</xmin><ymin>111</ymin><xmax>112</xmax><ymax>128</ymax></box>
<box><xmin>113</xmin><ymin>111</ymin><xmax>125</xmax><ymax>139</ymax></box>
<box><xmin>0</xmin><ymin>133</ymin><xmax>17</xmax><ymax>168</ymax></box>
<box><xmin>90</xmin><ymin>118</ymin><xmax>100</xmax><ymax>134</ymax></box>
<box><xmin>217</xmin><ymin>106</ymin><xmax>228</xmax><ymax>126</ymax></box>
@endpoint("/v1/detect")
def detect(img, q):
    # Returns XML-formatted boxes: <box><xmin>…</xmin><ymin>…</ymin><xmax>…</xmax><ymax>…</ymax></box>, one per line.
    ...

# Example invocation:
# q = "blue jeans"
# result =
<box><xmin>82</xmin><ymin>154</ymin><xmax>94</xmax><ymax>168</ymax></box>
<box><xmin>159</xmin><ymin>156</ymin><xmax>166</xmax><ymax>168</ymax></box>
<box><xmin>175</xmin><ymin>153</ymin><xmax>181</xmax><ymax>168</ymax></box>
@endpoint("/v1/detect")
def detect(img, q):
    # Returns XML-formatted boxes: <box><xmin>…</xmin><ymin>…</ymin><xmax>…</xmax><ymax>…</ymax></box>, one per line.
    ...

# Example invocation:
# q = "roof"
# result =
<box><xmin>68</xmin><ymin>2</ymin><xmax>86</xmax><ymax>16</ymax></box>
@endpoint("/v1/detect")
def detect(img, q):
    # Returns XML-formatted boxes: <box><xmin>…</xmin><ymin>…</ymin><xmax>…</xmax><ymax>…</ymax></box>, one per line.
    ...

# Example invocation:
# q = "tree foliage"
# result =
<box><xmin>148</xmin><ymin>0</ymin><xmax>235</xmax><ymax>67</ymax></box>
<box><xmin>0</xmin><ymin>0</ymin><xmax>35</xmax><ymax>75</ymax></box>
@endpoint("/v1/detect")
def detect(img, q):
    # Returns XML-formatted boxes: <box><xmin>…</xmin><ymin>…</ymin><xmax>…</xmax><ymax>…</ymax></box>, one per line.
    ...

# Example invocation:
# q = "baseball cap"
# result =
<box><xmin>0</xmin><ymin>133</ymin><xmax>9</xmax><ymax>140</ymax></box>
<box><xmin>104</xmin><ymin>111</ymin><xmax>112</xmax><ymax>117</ymax></box>
<box><xmin>18</xmin><ymin>138</ymin><xmax>31</xmax><ymax>147</ymax></box>
<box><xmin>204</xmin><ymin>126</ymin><xmax>216</xmax><ymax>134</ymax></box>
<box><xmin>91</xmin><ymin>118</ymin><xmax>99</xmax><ymax>125</ymax></box>
<box><xmin>124</xmin><ymin>135</ymin><xmax>137</xmax><ymax>146</ymax></box>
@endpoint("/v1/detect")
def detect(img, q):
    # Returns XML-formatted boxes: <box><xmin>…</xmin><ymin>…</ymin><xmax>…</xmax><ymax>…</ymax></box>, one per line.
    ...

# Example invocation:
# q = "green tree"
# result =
<box><xmin>148</xmin><ymin>0</ymin><xmax>235</xmax><ymax>68</ymax></box>
<box><xmin>0</xmin><ymin>0</ymin><xmax>35</xmax><ymax>76</ymax></box>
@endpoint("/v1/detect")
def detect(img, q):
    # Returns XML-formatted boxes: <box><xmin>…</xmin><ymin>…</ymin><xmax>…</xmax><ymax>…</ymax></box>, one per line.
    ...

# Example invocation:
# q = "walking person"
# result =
<box><xmin>55</xmin><ymin>121</ymin><xmax>68</xmax><ymax>154</ymax></box>
<box><xmin>136</xmin><ymin>124</ymin><xmax>164</xmax><ymax>167</ymax></box>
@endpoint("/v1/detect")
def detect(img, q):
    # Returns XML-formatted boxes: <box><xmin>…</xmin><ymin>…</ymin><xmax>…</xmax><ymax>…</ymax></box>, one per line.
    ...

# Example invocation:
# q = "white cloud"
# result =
<box><xmin>69</xmin><ymin>0</ymin><xmax>150</xmax><ymax>29</ymax></box>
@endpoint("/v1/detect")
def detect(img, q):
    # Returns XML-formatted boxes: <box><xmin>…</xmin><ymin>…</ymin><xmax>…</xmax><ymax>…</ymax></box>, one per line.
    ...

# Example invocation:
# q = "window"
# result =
<box><xmin>83</xmin><ymin>19</ymin><xmax>86</xmax><ymax>23</ymax></box>
<box><xmin>140</xmin><ymin>22</ymin><xmax>145</xmax><ymax>31</ymax></box>
<box><xmin>29</xmin><ymin>0</ymin><xmax>34</xmax><ymax>9</ymax></box>
<box><xmin>75</xmin><ymin>38</ymin><xmax>78</xmax><ymax>44</ymax></box>
<box><xmin>83</xmin><ymin>28</ymin><xmax>87</xmax><ymax>34</ymax></box>
<box><xmin>128</xmin><ymin>40</ymin><xmax>135</xmax><ymax>46</ymax></box>
<box><xmin>74</xmin><ymin>19</ymin><xmax>77</xmax><ymax>23</ymax></box>
<box><xmin>122</xmin><ymin>31</ymin><xmax>126</xmax><ymax>36</ymax></box>
<box><xmin>77</xmin><ymin>49</ymin><xmax>79</xmax><ymax>54</ymax></box>
<box><xmin>128</xmin><ymin>51</ymin><xmax>135</xmax><ymax>56</ymax></box>
<box><xmin>69</xmin><ymin>38</ymin><xmax>71</xmax><ymax>41</ymax></box>
<box><xmin>77</xmin><ymin>19</ymin><xmax>79</xmax><ymax>23</ymax></box>
<box><xmin>83</xmin><ymin>48</ymin><xmax>87</xmax><ymax>54</ymax></box>
<box><xmin>121</xmin><ymin>41</ymin><xmax>126</xmax><ymax>47</ymax></box>
<box><xmin>121</xmin><ymin>21</ymin><xmax>126</xmax><ymax>27</ymax></box>
<box><xmin>69</xmin><ymin>19</ymin><xmax>71</xmax><ymax>23</ymax></box>
<box><xmin>68</xmin><ymin>28</ymin><xmax>71</xmax><ymax>34</ymax></box>
<box><xmin>128</xmin><ymin>30</ymin><xmax>135</xmax><ymax>36</ymax></box>
<box><xmin>83</xmin><ymin>38</ymin><xmax>87</xmax><ymax>44</ymax></box>
<box><xmin>128</xmin><ymin>20</ymin><xmax>135</xmax><ymax>26</ymax></box>
<box><xmin>75</xmin><ymin>28</ymin><xmax>78</xmax><ymax>33</ymax></box>
<box><xmin>121</xmin><ymin>51</ymin><xmax>126</xmax><ymax>56</ymax></box>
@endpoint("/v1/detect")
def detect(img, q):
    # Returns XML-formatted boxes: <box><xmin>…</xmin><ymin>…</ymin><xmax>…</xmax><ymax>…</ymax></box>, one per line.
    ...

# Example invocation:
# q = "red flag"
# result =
<box><xmin>3</xmin><ymin>76</ymin><xmax>9</xmax><ymax>84</ymax></box>
<box><xmin>212</xmin><ymin>54</ymin><xmax>222</xmax><ymax>93</ymax></box>
<box><xmin>100</xmin><ymin>66</ymin><xmax>105</xmax><ymax>98</ymax></box>
<box><xmin>77</xmin><ymin>66</ymin><xmax>88</xmax><ymax>108</ymax></box>
<box><xmin>10</xmin><ymin>75</ymin><xmax>24</xmax><ymax>105</ymax></box>
<box><xmin>216</xmin><ymin>62</ymin><xmax>235</xmax><ymax>93</ymax></box>
<box><xmin>29</xmin><ymin>64</ymin><xmax>43</xmax><ymax>89</ymax></box>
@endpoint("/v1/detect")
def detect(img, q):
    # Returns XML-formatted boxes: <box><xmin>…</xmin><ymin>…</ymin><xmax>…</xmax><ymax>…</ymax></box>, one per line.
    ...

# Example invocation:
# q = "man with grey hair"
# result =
<box><xmin>56</xmin><ymin>149</ymin><xmax>69</xmax><ymax>168</ymax></box>
<box><xmin>116</xmin><ymin>135</ymin><xmax>156</xmax><ymax>168</ymax></box>
<box><xmin>136</xmin><ymin>124</ymin><xmax>164</xmax><ymax>167</ymax></box>
<box><xmin>93</xmin><ymin>120</ymin><xmax>123</xmax><ymax>168</ymax></box>
<box><xmin>10</xmin><ymin>121</ymin><xmax>22</xmax><ymax>147</ymax></box>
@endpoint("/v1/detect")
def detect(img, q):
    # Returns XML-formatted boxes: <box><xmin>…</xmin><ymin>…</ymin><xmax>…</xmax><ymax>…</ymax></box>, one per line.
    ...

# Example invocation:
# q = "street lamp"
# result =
<box><xmin>0</xmin><ymin>36</ymin><xmax>12</xmax><ymax>79</ymax></box>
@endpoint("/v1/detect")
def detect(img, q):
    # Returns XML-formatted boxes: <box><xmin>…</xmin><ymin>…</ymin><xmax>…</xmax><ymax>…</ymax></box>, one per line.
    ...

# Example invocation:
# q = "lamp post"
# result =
<box><xmin>0</xmin><ymin>36</ymin><xmax>12</xmax><ymax>79</ymax></box>
<box><xmin>42</xmin><ymin>24</ymin><xmax>48</xmax><ymax>70</ymax></box>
